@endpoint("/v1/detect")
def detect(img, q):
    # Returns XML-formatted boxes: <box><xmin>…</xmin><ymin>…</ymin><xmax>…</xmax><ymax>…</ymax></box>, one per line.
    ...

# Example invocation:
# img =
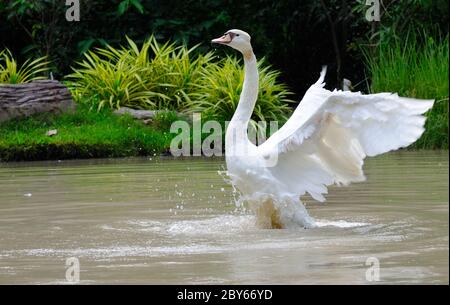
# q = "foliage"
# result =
<box><xmin>117</xmin><ymin>0</ymin><xmax>145</xmax><ymax>16</ymax></box>
<box><xmin>67</xmin><ymin>37</ymin><xmax>212</xmax><ymax>111</ymax></box>
<box><xmin>353</xmin><ymin>0</ymin><xmax>448</xmax><ymax>46</ymax></box>
<box><xmin>0</xmin><ymin>49</ymin><xmax>49</xmax><ymax>84</ymax></box>
<box><xmin>67</xmin><ymin>37</ymin><xmax>294</xmax><ymax>124</ymax></box>
<box><xmin>67</xmin><ymin>42</ymin><xmax>156</xmax><ymax>111</ymax></box>
<box><xmin>1</xmin><ymin>0</ymin><xmax>448</xmax><ymax>150</ymax></box>
<box><xmin>194</xmin><ymin>56</ymin><xmax>294</xmax><ymax>124</ymax></box>
<box><xmin>1</xmin><ymin>1</ymin><xmax>448</xmax><ymax>94</ymax></box>
<box><xmin>151</xmin><ymin>111</ymin><xmax>181</xmax><ymax>132</ymax></box>
<box><xmin>0</xmin><ymin>0</ymin><xmax>146</xmax><ymax>78</ymax></box>
<box><xmin>364</xmin><ymin>32</ymin><xmax>449</xmax><ymax>149</ymax></box>
<box><xmin>133</xmin><ymin>37</ymin><xmax>214</xmax><ymax>111</ymax></box>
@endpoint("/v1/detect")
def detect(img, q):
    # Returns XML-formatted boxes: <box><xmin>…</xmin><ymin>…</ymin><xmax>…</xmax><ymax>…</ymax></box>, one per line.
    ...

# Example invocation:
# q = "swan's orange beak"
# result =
<box><xmin>211</xmin><ymin>33</ymin><xmax>232</xmax><ymax>45</ymax></box>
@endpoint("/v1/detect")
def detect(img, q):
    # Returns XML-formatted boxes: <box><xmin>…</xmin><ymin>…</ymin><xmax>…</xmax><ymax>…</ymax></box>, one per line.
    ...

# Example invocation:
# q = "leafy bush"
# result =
<box><xmin>67</xmin><ymin>37</ymin><xmax>212</xmax><ymax>111</ymax></box>
<box><xmin>0</xmin><ymin>49</ymin><xmax>49</xmax><ymax>84</ymax></box>
<box><xmin>194</xmin><ymin>56</ymin><xmax>294</xmax><ymax>124</ymax></box>
<box><xmin>67</xmin><ymin>37</ymin><xmax>294</xmax><ymax>124</ymax></box>
<box><xmin>67</xmin><ymin>44</ymin><xmax>156</xmax><ymax>110</ymax></box>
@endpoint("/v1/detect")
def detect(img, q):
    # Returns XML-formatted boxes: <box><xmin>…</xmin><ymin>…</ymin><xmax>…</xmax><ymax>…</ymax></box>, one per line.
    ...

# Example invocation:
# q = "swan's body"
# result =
<box><xmin>212</xmin><ymin>30</ymin><xmax>434</xmax><ymax>228</ymax></box>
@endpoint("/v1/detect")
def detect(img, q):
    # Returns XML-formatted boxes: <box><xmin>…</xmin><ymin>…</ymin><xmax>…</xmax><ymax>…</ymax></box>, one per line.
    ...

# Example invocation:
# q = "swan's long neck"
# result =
<box><xmin>226</xmin><ymin>52</ymin><xmax>258</xmax><ymax>143</ymax></box>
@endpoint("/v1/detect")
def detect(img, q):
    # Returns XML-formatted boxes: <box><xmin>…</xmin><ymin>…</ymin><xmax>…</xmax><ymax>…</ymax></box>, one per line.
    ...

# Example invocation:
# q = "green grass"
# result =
<box><xmin>0</xmin><ymin>104</ymin><xmax>176</xmax><ymax>162</ymax></box>
<box><xmin>365</xmin><ymin>33</ymin><xmax>449</xmax><ymax>149</ymax></box>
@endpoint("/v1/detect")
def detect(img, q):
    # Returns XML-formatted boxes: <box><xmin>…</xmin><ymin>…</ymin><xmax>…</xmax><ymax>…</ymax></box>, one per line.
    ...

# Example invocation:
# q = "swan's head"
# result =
<box><xmin>212</xmin><ymin>29</ymin><xmax>252</xmax><ymax>55</ymax></box>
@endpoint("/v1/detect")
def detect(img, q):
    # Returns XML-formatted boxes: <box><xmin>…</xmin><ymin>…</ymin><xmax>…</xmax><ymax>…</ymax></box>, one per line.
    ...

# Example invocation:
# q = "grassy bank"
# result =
<box><xmin>365</xmin><ymin>34</ymin><xmax>449</xmax><ymax>149</ymax></box>
<box><xmin>0</xmin><ymin>105</ymin><xmax>175</xmax><ymax>162</ymax></box>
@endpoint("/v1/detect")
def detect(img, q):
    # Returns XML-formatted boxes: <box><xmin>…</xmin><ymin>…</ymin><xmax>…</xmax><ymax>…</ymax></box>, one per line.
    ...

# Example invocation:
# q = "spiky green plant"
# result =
<box><xmin>121</xmin><ymin>36</ymin><xmax>217</xmax><ymax>111</ymax></box>
<box><xmin>0</xmin><ymin>50</ymin><xmax>4</xmax><ymax>83</ymax></box>
<box><xmin>67</xmin><ymin>36</ymin><xmax>212</xmax><ymax>111</ymax></box>
<box><xmin>67</xmin><ymin>48</ymin><xmax>156</xmax><ymax>110</ymax></box>
<box><xmin>67</xmin><ymin>37</ymin><xmax>294</xmax><ymax>126</ymax></box>
<box><xmin>194</xmin><ymin>56</ymin><xmax>294</xmax><ymax>125</ymax></box>
<box><xmin>0</xmin><ymin>49</ymin><xmax>49</xmax><ymax>84</ymax></box>
<box><xmin>147</xmin><ymin>38</ymin><xmax>216</xmax><ymax>111</ymax></box>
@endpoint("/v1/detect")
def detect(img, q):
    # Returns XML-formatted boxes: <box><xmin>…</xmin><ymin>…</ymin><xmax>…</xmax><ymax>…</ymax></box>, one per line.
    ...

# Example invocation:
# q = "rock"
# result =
<box><xmin>113</xmin><ymin>107</ymin><xmax>183</xmax><ymax>122</ymax></box>
<box><xmin>0</xmin><ymin>80</ymin><xmax>75</xmax><ymax>122</ymax></box>
<box><xmin>46</xmin><ymin>129</ymin><xmax>58</xmax><ymax>137</ymax></box>
<box><xmin>113</xmin><ymin>107</ymin><xmax>160</xmax><ymax>120</ymax></box>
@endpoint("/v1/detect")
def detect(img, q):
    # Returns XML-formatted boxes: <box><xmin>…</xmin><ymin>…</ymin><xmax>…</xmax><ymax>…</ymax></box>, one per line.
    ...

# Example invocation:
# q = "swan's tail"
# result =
<box><xmin>314</xmin><ymin>65</ymin><xmax>327</xmax><ymax>87</ymax></box>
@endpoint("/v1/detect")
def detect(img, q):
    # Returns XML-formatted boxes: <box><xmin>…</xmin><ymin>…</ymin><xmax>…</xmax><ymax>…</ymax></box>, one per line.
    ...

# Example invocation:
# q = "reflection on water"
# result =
<box><xmin>0</xmin><ymin>151</ymin><xmax>448</xmax><ymax>284</ymax></box>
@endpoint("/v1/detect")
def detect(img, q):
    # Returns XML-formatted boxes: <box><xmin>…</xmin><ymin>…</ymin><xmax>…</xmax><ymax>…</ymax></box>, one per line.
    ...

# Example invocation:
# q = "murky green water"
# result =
<box><xmin>0</xmin><ymin>151</ymin><xmax>448</xmax><ymax>284</ymax></box>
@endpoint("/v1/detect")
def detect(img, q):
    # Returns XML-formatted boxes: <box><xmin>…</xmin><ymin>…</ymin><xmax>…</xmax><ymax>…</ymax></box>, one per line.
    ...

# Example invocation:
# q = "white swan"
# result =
<box><xmin>212</xmin><ymin>29</ymin><xmax>434</xmax><ymax>228</ymax></box>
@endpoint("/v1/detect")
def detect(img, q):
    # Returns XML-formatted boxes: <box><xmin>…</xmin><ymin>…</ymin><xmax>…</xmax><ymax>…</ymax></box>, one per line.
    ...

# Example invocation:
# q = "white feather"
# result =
<box><xmin>258</xmin><ymin>69</ymin><xmax>434</xmax><ymax>203</ymax></box>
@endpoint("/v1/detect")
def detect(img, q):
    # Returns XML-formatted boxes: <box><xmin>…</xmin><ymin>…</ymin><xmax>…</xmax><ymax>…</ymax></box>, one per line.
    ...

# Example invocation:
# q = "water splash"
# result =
<box><xmin>315</xmin><ymin>220</ymin><xmax>370</xmax><ymax>228</ymax></box>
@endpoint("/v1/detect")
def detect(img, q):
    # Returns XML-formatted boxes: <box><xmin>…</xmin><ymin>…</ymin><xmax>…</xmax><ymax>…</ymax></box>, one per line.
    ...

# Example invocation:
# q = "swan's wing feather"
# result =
<box><xmin>258</xmin><ymin>67</ymin><xmax>331</xmax><ymax>155</ymax></box>
<box><xmin>324</xmin><ymin>91</ymin><xmax>434</xmax><ymax>156</ymax></box>
<box><xmin>258</xmin><ymin>71</ymin><xmax>434</xmax><ymax>202</ymax></box>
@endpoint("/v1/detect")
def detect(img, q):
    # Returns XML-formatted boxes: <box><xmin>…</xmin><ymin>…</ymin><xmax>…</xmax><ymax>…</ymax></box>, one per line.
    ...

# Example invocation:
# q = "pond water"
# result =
<box><xmin>0</xmin><ymin>151</ymin><xmax>448</xmax><ymax>284</ymax></box>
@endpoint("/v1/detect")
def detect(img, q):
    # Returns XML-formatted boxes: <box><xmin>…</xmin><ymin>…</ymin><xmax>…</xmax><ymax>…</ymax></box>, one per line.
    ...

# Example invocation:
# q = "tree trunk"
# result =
<box><xmin>0</xmin><ymin>80</ymin><xmax>75</xmax><ymax>122</ymax></box>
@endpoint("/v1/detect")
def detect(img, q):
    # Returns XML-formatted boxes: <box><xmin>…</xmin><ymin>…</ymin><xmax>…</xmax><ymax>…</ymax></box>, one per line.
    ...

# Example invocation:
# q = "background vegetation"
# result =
<box><xmin>365</xmin><ymin>32</ymin><xmax>449</xmax><ymax>149</ymax></box>
<box><xmin>67</xmin><ymin>37</ymin><xmax>294</xmax><ymax>123</ymax></box>
<box><xmin>0</xmin><ymin>0</ymin><xmax>448</xmax><ymax>161</ymax></box>
<box><xmin>1</xmin><ymin>0</ymin><xmax>447</xmax><ymax>93</ymax></box>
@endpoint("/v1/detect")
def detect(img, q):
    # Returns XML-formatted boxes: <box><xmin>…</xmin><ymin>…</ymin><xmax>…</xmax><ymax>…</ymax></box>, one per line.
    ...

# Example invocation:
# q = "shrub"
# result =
<box><xmin>194</xmin><ymin>56</ymin><xmax>294</xmax><ymax>124</ymax></box>
<box><xmin>67</xmin><ymin>36</ymin><xmax>214</xmax><ymax>112</ymax></box>
<box><xmin>67</xmin><ymin>37</ymin><xmax>294</xmax><ymax>126</ymax></box>
<box><xmin>0</xmin><ymin>49</ymin><xmax>49</xmax><ymax>84</ymax></box>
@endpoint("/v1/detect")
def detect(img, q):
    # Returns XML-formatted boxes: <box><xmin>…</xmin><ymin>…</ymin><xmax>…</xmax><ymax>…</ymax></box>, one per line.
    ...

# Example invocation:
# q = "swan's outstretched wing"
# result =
<box><xmin>258</xmin><ymin>67</ymin><xmax>434</xmax><ymax>202</ymax></box>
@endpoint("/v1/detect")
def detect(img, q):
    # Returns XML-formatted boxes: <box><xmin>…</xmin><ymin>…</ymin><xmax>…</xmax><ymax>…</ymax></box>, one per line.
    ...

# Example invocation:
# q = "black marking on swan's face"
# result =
<box><xmin>212</xmin><ymin>30</ymin><xmax>252</xmax><ymax>54</ymax></box>
<box><xmin>212</xmin><ymin>32</ymin><xmax>235</xmax><ymax>45</ymax></box>
<box><xmin>212</xmin><ymin>30</ymin><xmax>249</xmax><ymax>45</ymax></box>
